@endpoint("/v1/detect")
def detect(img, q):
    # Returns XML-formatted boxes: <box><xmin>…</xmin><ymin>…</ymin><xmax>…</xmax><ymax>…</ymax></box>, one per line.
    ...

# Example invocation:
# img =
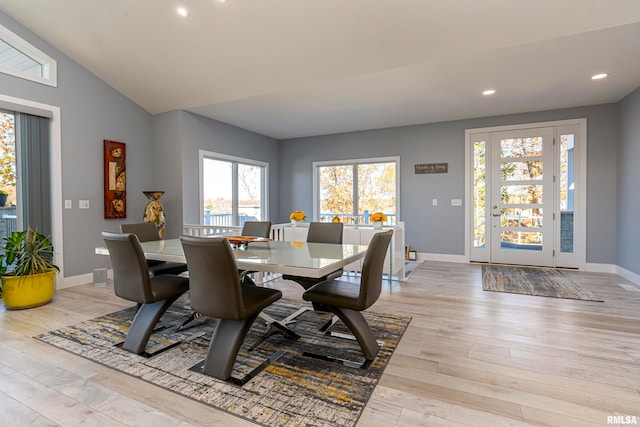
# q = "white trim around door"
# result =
<box><xmin>464</xmin><ymin>119</ymin><xmax>587</xmax><ymax>269</ymax></box>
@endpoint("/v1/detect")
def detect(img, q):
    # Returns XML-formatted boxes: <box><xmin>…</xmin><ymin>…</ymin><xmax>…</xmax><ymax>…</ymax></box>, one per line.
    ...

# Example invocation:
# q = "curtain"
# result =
<box><xmin>16</xmin><ymin>112</ymin><xmax>51</xmax><ymax>236</ymax></box>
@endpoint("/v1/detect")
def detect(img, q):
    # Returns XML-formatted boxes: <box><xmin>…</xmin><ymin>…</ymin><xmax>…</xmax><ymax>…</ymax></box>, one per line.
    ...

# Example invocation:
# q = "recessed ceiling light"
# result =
<box><xmin>482</xmin><ymin>89</ymin><xmax>496</xmax><ymax>95</ymax></box>
<box><xmin>177</xmin><ymin>7</ymin><xmax>188</xmax><ymax>17</ymax></box>
<box><xmin>591</xmin><ymin>73</ymin><xmax>608</xmax><ymax>80</ymax></box>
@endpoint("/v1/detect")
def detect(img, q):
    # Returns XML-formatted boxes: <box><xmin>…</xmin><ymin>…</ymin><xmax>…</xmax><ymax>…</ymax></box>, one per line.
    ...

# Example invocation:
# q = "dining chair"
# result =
<box><xmin>282</xmin><ymin>222</ymin><xmax>344</xmax><ymax>289</ymax></box>
<box><xmin>101</xmin><ymin>231</ymin><xmax>189</xmax><ymax>356</ymax></box>
<box><xmin>238</xmin><ymin>220</ymin><xmax>271</xmax><ymax>286</ymax></box>
<box><xmin>120</xmin><ymin>222</ymin><xmax>188</xmax><ymax>277</ymax></box>
<box><xmin>180</xmin><ymin>235</ymin><xmax>283</xmax><ymax>383</ymax></box>
<box><xmin>302</xmin><ymin>230</ymin><xmax>393</xmax><ymax>366</ymax></box>
<box><xmin>240</xmin><ymin>221</ymin><xmax>272</xmax><ymax>239</ymax></box>
<box><xmin>281</xmin><ymin>222</ymin><xmax>344</xmax><ymax>322</ymax></box>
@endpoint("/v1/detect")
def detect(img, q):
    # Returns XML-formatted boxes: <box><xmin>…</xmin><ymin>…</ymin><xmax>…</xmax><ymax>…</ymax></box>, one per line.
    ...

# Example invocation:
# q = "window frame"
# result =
<box><xmin>312</xmin><ymin>156</ymin><xmax>400</xmax><ymax>223</ymax></box>
<box><xmin>198</xmin><ymin>150</ymin><xmax>269</xmax><ymax>226</ymax></box>
<box><xmin>0</xmin><ymin>24</ymin><xmax>57</xmax><ymax>87</ymax></box>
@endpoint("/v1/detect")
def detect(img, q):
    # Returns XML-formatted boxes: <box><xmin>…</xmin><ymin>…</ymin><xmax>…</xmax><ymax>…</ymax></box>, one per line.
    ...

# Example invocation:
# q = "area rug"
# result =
<box><xmin>482</xmin><ymin>264</ymin><xmax>603</xmax><ymax>302</ymax></box>
<box><xmin>35</xmin><ymin>298</ymin><xmax>410</xmax><ymax>427</ymax></box>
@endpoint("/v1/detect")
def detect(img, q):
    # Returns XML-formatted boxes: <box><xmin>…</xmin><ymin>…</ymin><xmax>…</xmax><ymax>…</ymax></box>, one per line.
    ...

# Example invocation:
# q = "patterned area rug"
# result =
<box><xmin>482</xmin><ymin>264</ymin><xmax>603</xmax><ymax>302</ymax></box>
<box><xmin>36</xmin><ymin>298</ymin><xmax>410</xmax><ymax>427</ymax></box>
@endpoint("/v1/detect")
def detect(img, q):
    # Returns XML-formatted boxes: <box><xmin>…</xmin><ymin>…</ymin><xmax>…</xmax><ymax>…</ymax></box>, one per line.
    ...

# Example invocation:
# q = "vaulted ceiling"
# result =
<box><xmin>2</xmin><ymin>1</ymin><xmax>640</xmax><ymax>139</ymax></box>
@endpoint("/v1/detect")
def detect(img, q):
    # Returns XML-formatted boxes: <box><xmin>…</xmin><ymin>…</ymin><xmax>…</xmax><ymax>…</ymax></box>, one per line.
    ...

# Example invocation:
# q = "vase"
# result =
<box><xmin>294</xmin><ymin>220</ymin><xmax>302</xmax><ymax>227</ymax></box>
<box><xmin>143</xmin><ymin>191</ymin><xmax>166</xmax><ymax>238</ymax></box>
<box><xmin>373</xmin><ymin>220</ymin><xmax>383</xmax><ymax>230</ymax></box>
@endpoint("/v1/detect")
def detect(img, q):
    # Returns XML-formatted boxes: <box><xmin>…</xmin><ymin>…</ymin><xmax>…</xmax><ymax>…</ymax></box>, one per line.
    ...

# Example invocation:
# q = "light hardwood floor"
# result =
<box><xmin>1</xmin><ymin>262</ymin><xmax>639</xmax><ymax>426</ymax></box>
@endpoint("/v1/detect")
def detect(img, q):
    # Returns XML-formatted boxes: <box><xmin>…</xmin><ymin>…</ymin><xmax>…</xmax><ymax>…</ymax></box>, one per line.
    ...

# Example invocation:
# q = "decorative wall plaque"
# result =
<box><xmin>415</xmin><ymin>163</ymin><xmax>448</xmax><ymax>174</ymax></box>
<box><xmin>104</xmin><ymin>140</ymin><xmax>126</xmax><ymax>218</ymax></box>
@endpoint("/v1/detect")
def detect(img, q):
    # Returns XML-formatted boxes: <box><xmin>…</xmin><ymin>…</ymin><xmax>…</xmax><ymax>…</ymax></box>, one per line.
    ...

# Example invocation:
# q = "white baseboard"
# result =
<box><xmin>585</xmin><ymin>263</ymin><xmax>617</xmax><ymax>274</ymax></box>
<box><xmin>614</xmin><ymin>265</ymin><xmax>640</xmax><ymax>286</ymax></box>
<box><xmin>420</xmin><ymin>252</ymin><xmax>467</xmax><ymax>263</ymax></box>
<box><xmin>58</xmin><ymin>269</ymin><xmax>113</xmax><ymax>289</ymax></box>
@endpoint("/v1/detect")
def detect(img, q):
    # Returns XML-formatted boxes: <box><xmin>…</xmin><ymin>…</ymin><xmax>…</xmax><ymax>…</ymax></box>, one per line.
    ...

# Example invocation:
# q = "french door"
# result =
<box><xmin>468</xmin><ymin>120</ymin><xmax>585</xmax><ymax>268</ymax></box>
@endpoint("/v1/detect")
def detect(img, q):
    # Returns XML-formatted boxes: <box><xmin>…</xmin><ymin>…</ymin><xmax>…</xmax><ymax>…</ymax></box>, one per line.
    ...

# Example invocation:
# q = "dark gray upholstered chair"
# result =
<box><xmin>282</xmin><ymin>222</ymin><xmax>344</xmax><ymax>290</ymax></box>
<box><xmin>238</xmin><ymin>221</ymin><xmax>272</xmax><ymax>286</ymax></box>
<box><xmin>280</xmin><ymin>222</ymin><xmax>344</xmax><ymax>322</ymax></box>
<box><xmin>120</xmin><ymin>222</ymin><xmax>188</xmax><ymax>277</ymax></box>
<box><xmin>302</xmin><ymin>230</ymin><xmax>393</xmax><ymax>364</ymax></box>
<box><xmin>180</xmin><ymin>235</ymin><xmax>283</xmax><ymax>383</ymax></box>
<box><xmin>240</xmin><ymin>221</ymin><xmax>272</xmax><ymax>239</ymax></box>
<box><xmin>102</xmin><ymin>232</ymin><xmax>189</xmax><ymax>356</ymax></box>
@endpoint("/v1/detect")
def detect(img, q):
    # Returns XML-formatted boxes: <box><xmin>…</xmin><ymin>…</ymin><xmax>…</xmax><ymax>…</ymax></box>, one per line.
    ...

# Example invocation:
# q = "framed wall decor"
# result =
<box><xmin>103</xmin><ymin>140</ymin><xmax>126</xmax><ymax>218</ymax></box>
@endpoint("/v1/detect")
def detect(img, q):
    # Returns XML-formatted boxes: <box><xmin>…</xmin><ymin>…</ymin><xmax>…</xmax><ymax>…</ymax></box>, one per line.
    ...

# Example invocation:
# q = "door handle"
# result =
<box><xmin>492</xmin><ymin>213</ymin><xmax>501</xmax><ymax>217</ymax></box>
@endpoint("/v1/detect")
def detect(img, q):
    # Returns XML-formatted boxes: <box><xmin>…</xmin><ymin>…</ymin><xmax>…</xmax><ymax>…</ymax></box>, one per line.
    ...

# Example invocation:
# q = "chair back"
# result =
<box><xmin>307</xmin><ymin>222</ymin><xmax>343</xmax><ymax>244</ymax></box>
<box><xmin>180</xmin><ymin>236</ymin><xmax>245</xmax><ymax>320</ymax></box>
<box><xmin>358</xmin><ymin>230</ymin><xmax>393</xmax><ymax>309</ymax></box>
<box><xmin>101</xmin><ymin>232</ymin><xmax>153</xmax><ymax>303</ymax></box>
<box><xmin>240</xmin><ymin>221</ymin><xmax>272</xmax><ymax>238</ymax></box>
<box><xmin>120</xmin><ymin>222</ymin><xmax>160</xmax><ymax>242</ymax></box>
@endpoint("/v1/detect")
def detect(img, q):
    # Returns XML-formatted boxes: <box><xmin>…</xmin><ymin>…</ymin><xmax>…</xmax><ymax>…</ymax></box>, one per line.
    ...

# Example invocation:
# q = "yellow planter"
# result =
<box><xmin>1</xmin><ymin>270</ymin><xmax>56</xmax><ymax>310</ymax></box>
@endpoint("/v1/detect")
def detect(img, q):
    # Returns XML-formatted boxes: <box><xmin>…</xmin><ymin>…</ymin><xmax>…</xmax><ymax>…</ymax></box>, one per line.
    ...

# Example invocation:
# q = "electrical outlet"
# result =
<box><xmin>79</xmin><ymin>200</ymin><xmax>90</xmax><ymax>209</ymax></box>
<box><xmin>64</xmin><ymin>200</ymin><xmax>72</xmax><ymax>209</ymax></box>
<box><xmin>432</xmin><ymin>198</ymin><xmax>438</xmax><ymax>206</ymax></box>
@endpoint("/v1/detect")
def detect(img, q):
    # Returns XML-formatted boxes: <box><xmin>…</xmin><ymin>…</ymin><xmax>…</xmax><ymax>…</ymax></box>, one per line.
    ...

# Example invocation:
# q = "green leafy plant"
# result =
<box><xmin>0</xmin><ymin>227</ymin><xmax>59</xmax><ymax>281</ymax></box>
<box><xmin>0</xmin><ymin>189</ymin><xmax>8</xmax><ymax>195</ymax></box>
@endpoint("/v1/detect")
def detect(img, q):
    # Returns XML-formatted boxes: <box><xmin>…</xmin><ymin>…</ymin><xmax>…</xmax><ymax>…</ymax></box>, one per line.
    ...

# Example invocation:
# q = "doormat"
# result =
<box><xmin>35</xmin><ymin>298</ymin><xmax>411</xmax><ymax>427</ymax></box>
<box><xmin>482</xmin><ymin>264</ymin><xmax>603</xmax><ymax>302</ymax></box>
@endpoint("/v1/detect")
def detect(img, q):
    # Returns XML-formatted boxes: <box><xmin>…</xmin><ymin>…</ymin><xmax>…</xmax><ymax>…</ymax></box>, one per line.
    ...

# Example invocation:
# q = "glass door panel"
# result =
<box><xmin>490</xmin><ymin>127</ymin><xmax>554</xmax><ymax>266</ymax></box>
<box><xmin>238</xmin><ymin>163</ymin><xmax>262</xmax><ymax>224</ymax></box>
<box><xmin>203</xmin><ymin>158</ymin><xmax>233</xmax><ymax>226</ymax></box>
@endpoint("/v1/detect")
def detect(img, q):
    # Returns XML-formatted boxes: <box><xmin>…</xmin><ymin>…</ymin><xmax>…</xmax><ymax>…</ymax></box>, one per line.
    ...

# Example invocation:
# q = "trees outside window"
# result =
<box><xmin>0</xmin><ymin>112</ymin><xmax>16</xmax><ymax>205</ymax></box>
<box><xmin>315</xmin><ymin>157</ymin><xmax>398</xmax><ymax>224</ymax></box>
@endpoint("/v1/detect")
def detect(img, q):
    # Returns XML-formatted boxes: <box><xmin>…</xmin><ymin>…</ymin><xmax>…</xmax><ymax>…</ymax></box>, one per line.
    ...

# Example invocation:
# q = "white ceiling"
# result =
<box><xmin>2</xmin><ymin>0</ymin><xmax>640</xmax><ymax>139</ymax></box>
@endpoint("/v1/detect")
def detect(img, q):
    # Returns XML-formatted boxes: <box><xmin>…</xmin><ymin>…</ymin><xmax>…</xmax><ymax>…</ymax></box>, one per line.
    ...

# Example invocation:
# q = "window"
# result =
<box><xmin>200</xmin><ymin>151</ymin><xmax>268</xmax><ymax>226</ymax></box>
<box><xmin>0</xmin><ymin>110</ymin><xmax>17</xmax><ymax>238</ymax></box>
<box><xmin>0</xmin><ymin>24</ymin><xmax>57</xmax><ymax>87</ymax></box>
<box><xmin>313</xmin><ymin>157</ymin><xmax>399</xmax><ymax>224</ymax></box>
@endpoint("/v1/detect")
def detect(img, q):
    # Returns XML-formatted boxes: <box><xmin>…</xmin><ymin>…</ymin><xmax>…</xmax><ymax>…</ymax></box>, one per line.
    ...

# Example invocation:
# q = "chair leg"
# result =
<box><xmin>122</xmin><ymin>294</ymin><xmax>183</xmax><ymax>355</ymax></box>
<box><xmin>200</xmin><ymin>313</ymin><xmax>260</xmax><ymax>380</ymax></box>
<box><xmin>326</xmin><ymin>307</ymin><xmax>380</xmax><ymax>361</ymax></box>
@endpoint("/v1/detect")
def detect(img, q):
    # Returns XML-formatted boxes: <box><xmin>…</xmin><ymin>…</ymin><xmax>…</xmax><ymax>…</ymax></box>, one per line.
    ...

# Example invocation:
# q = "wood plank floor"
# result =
<box><xmin>1</xmin><ymin>261</ymin><xmax>639</xmax><ymax>426</ymax></box>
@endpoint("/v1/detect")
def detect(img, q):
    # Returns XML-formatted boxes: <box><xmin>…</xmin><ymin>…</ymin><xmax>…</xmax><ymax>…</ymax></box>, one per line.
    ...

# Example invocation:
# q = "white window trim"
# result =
<box><xmin>312</xmin><ymin>156</ymin><xmax>401</xmax><ymax>222</ymax></box>
<box><xmin>198</xmin><ymin>150</ymin><xmax>269</xmax><ymax>225</ymax></box>
<box><xmin>0</xmin><ymin>24</ymin><xmax>57</xmax><ymax>87</ymax></box>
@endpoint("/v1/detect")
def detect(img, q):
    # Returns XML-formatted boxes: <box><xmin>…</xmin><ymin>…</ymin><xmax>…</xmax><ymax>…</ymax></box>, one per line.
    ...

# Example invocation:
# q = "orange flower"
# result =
<box><xmin>369</xmin><ymin>212</ymin><xmax>387</xmax><ymax>222</ymax></box>
<box><xmin>289</xmin><ymin>210</ymin><xmax>306</xmax><ymax>221</ymax></box>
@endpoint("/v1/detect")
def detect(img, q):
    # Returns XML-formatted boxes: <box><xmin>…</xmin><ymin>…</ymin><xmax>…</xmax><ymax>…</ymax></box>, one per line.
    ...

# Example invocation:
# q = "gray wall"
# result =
<box><xmin>2</xmin><ymin>9</ymin><xmax>633</xmax><ymax>277</ymax></box>
<box><xmin>280</xmin><ymin>104</ymin><xmax>620</xmax><ymax>264</ymax></box>
<box><xmin>151</xmin><ymin>111</ymin><xmax>184</xmax><ymax>239</ymax></box>
<box><xmin>617</xmin><ymin>87</ymin><xmax>640</xmax><ymax>275</ymax></box>
<box><xmin>0</xmin><ymin>12</ymin><xmax>156</xmax><ymax>277</ymax></box>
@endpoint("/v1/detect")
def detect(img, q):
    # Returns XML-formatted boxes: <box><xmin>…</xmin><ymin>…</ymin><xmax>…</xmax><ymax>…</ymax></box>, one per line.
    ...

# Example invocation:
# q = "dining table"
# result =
<box><xmin>96</xmin><ymin>236</ymin><xmax>369</xmax><ymax>339</ymax></box>
<box><xmin>99</xmin><ymin>237</ymin><xmax>369</xmax><ymax>279</ymax></box>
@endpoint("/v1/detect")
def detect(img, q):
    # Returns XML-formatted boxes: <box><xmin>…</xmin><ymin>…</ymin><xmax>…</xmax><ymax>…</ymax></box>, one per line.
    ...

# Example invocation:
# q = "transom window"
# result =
<box><xmin>0</xmin><ymin>24</ymin><xmax>57</xmax><ymax>87</ymax></box>
<box><xmin>199</xmin><ymin>150</ymin><xmax>268</xmax><ymax>226</ymax></box>
<box><xmin>313</xmin><ymin>157</ymin><xmax>399</xmax><ymax>224</ymax></box>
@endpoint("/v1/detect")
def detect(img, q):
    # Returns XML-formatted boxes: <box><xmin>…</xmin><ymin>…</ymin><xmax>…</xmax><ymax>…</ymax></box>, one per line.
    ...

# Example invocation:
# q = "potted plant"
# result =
<box><xmin>0</xmin><ymin>189</ymin><xmax>8</xmax><ymax>207</ymax></box>
<box><xmin>289</xmin><ymin>210</ymin><xmax>306</xmax><ymax>227</ymax></box>
<box><xmin>369</xmin><ymin>212</ymin><xmax>387</xmax><ymax>229</ymax></box>
<box><xmin>0</xmin><ymin>226</ymin><xmax>59</xmax><ymax>309</ymax></box>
